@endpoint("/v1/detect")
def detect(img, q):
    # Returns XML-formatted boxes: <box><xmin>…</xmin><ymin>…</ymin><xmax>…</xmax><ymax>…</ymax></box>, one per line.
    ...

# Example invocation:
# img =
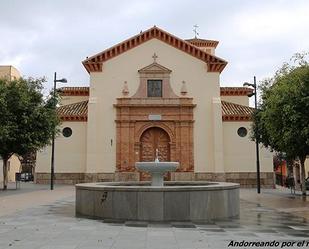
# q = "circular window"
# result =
<box><xmin>62</xmin><ymin>127</ymin><xmax>72</xmax><ymax>138</ymax></box>
<box><xmin>237</xmin><ymin>127</ymin><xmax>248</xmax><ymax>137</ymax></box>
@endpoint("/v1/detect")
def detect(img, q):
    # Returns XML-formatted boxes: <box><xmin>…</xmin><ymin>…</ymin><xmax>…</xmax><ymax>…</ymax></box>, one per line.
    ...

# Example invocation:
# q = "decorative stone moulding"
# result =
<box><xmin>132</xmin><ymin>61</ymin><xmax>178</xmax><ymax>99</ymax></box>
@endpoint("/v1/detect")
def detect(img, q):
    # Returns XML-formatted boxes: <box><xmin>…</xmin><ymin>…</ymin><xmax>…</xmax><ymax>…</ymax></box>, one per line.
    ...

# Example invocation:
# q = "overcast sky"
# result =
<box><xmin>1</xmin><ymin>0</ymin><xmax>309</xmax><ymax>92</ymax></box>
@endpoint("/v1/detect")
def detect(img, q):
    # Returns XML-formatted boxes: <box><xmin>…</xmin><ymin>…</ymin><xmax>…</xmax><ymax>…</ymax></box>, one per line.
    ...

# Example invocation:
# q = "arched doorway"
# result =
<box><xmin>140</xmin><ymin>127</ymin><xmax>170</xmax><ymax>162</ymax></box>
<box><xmin>139</xmin><ymin>127</ymin><xmax>171</xmax><ymax>181</ymax></box>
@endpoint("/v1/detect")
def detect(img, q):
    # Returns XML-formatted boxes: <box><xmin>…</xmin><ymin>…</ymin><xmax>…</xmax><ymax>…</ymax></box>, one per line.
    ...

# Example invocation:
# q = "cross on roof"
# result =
<box><xmin>152</xmin><ymin>53</ymin><xmax>158</xmax><ymax>62</ymax></box>
<box><xmin>193</xmin><ymin>25</ymin><xmax>199</xmax><ymax>38</ymax></box>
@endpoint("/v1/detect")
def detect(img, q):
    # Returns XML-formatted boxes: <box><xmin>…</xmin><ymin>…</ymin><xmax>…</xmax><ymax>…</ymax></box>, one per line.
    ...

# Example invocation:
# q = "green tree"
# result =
<box><xmin>252</xmin><ymin>53</ymin><xmax>309</xmax><ymax>195</ymax></box>
<box><xmin>0</xmin><ymin>77</ymin><xmax>59</xmax><ymax>190</ymax></box>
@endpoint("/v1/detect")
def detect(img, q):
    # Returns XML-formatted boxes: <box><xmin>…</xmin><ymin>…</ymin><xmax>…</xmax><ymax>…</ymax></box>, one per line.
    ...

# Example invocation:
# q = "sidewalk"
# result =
<box><xmin>1</xmin><ymin>183</ymin><xmax>308</xmax><ymax>219</ymax></box>
<box><xmin>240</xmin><ymin>186</ymin><xmax>309</xmax><ymax>221</ymax></box>
<box><xmin>0</xmin><ymin>182</ymin><xmax>74</xmax><ymax>217</ymax></box>
<box><xmin>0</xmin><ymin>183</ymin><xmax>308</xmax><ymax>249</ymax></box>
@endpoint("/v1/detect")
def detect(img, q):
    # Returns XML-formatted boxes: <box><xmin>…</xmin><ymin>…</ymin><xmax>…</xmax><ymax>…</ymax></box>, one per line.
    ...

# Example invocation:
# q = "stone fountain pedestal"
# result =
<box><xmin>135</xmin><ymin>161</ymin><xmax>179</xmax><ymax>186</ymax></box>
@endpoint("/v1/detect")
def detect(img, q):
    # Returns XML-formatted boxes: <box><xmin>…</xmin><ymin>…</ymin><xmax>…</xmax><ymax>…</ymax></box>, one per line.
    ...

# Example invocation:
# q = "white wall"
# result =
<box><xmin>36</xmin><ymin>122</ymin><xmax>87</xmax><ymax>173</ymax></box>
<box><xmin>87</xmin><ymin>38</ymin><xmax>220</xmax><ymax>173</ymax></box>
<box><xmin>223</xmin><ymin>122</ymin><xmax>273</xmax><ymax>172</ymax></box>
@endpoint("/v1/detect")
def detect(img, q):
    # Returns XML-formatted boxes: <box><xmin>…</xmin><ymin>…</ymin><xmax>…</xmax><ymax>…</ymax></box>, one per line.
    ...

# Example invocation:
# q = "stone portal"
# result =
<box><xmin>114</xmin><ymin>61</ymin><xmax>195</xmax><ymax>181</ymax></box>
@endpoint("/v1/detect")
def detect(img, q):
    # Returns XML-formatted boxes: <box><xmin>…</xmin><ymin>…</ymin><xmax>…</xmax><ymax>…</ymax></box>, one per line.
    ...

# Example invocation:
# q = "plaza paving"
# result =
<box><xmin>0</xmin><ymin>183</ymin><xmax>308</xmax><ymax>249</ymax></box>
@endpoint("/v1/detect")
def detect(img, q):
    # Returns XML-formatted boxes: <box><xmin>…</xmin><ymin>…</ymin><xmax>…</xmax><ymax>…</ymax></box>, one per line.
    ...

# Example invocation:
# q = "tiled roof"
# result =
<box><xmin>57</xmin><ymin>100</ymin><xmax>88</xmax><ymax>121</ymax></box>
<box><xmin>56</xmin><ymin>99</ymin><xmax>253</xmax><ymax>122</ymax></box>
<box><xmin>58</xmin><ymin>87</ymin><xmax>89</xmax><ymax>96</ymax></box>
<box><xmin>185</xmin><ymin>38</ymin><xmax>219</xmax><ymax>48</ymax></box>
<box><xmin>82</xmin><ymin>26</ymin><xmax>227</xmax><ymax>73</ymax></box>
<box><xmin>220</xmin><ymin>87</ymin><xmax>253</xmax><ymax>96</ymax></box>
<box><xmin>57</xmin><ymin>86</ymin><xmax>253</xmax><ymax>97</ymax></box>
<box><xmin>221</xmin><ymin>101</ymin><xmax>254</xmax><ymax>121</ymax></box>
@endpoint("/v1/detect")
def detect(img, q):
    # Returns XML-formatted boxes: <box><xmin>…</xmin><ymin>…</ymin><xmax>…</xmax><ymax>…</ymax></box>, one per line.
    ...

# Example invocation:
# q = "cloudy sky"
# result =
<box><xmin>1</xmin><ymin>0</ymin><xmax>309</xmax><ymax>92</ymax></box>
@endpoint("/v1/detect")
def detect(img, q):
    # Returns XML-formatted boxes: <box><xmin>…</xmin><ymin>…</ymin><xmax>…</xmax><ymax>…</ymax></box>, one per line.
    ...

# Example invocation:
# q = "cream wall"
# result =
<box><xmin>0</xmin><ymin>66</ymin><xmax>21</xmax><ymax>184</ymax></box>
<box><xmin>221</xmin><ymin>96</ymin><xmax>249</xmax><ymax>106</ymax></box>
<box><xmin>60</xmin><ymin>96</ymin><xmax>89</xmax><ymax>106</ymax></box>
<box><xmin>8</xmin><ymin>155</ymin><xmax>21</xmax><ymax>181</ymax></box>
<box><xmin>0</xmin><ymin>66</ymin><xmax>21</xmax><ymax>80</ymax></box>
<box><xmin>223</xmin><ymin>122</ymin><xmax>273</xmax><ymax>172</ymax></box>
<box><xmin>305</xmin><ymin>157</ymin><xmax>309</xmax><ymax>178</ymax></box>
<box><xmin>87</xmin><ymin>38</ymin><xmax>220</xmax><ymax>173</ymax></box>
<box><xmin>36</xmin><ymin>122</ymin><xmax>87</xmax><ymax>173</ymax></box>
<box><xmin>0</xmin><ymin>155</ymin><xmax>21</xmax><ymax>183</ymax></box>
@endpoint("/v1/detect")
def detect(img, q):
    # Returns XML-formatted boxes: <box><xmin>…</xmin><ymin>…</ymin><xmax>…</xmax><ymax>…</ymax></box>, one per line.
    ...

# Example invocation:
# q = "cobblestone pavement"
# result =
<box><xmin>0</xmin><ymin>184</ymin><xmax>308</xmax><ymax>249</ymax></box>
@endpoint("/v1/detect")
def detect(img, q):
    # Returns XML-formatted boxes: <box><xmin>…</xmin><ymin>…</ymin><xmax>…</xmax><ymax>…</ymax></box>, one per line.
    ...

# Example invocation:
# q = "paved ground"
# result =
<box><xmin>0</xmin><ymin>183</ymin><xmax>308</xmax><ymax>249</ymax></box>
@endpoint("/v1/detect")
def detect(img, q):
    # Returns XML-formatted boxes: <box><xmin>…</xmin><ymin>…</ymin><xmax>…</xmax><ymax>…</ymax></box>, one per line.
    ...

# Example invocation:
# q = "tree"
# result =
<box><xmin>252</xmin><ymin>52</ymin><xmax>309</xmax><ymax>196</ymax></box>
<box><xmin>0</xmin><ymin>77</ymin><xmax>59</xmax><ymax>190</ymax></box>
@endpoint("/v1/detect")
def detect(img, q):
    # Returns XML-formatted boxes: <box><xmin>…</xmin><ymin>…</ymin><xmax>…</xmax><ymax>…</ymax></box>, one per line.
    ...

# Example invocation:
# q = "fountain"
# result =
<box><xmin>76</xmin><ymin>149</ymin><xmax>240</xmax><ymax>222</ymax></box>
<box><xmin>135</xmin><ymin>149</ymin><xmax>179</xmax><ymax>186</ymax></box>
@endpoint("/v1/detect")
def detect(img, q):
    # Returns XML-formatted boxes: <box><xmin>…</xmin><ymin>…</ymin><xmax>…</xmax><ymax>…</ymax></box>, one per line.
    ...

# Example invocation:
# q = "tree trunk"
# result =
<box><xmin>300</xmin><ymin>156</ymin><xmax>307</xmax><ymax>196</ymax></box>
<box><xmin>2</xmin><ymin>158</ymin><xmax>8</xmax><ymax>190</ymax></box>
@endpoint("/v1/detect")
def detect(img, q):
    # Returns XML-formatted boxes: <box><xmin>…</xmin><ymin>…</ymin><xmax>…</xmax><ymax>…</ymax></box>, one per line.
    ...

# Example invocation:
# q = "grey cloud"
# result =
<box><xmin>0</xmin><ymin>0</ymin><xmax>309</xmax><ymax>91</ymax></box>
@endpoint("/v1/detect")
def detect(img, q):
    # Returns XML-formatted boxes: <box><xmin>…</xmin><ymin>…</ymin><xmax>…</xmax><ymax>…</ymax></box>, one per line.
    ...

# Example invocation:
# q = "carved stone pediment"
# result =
<box><xmin>132</xmin><ymin>62</ymin><xmax>177</xmax><ymax>98</ymax></box>
<box><xmin>138</xmin><ymin>62</ymin><xmax>172</xmax><ymax>74</ymax></box>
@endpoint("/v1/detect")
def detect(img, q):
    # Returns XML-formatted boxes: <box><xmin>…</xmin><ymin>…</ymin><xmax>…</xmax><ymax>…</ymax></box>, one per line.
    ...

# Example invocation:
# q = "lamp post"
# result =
<box><xmin>51</xmin><ymin>72</ymin><xmax>67</xmax><ymax>190</ymax></box>
<box><xmin>243</xmin><ymin>76</ymin><xmax>261</xmax><ymax>194</ymax></box>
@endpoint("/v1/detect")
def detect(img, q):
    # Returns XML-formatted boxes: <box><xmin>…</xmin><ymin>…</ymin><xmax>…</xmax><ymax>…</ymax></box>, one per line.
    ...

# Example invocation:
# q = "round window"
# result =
<box><xmin>237</xmin><ymin>127</ymin><xmax>248</xmax><ymax>137</ymax></box>
<box><xmin>62</xmin><ymin>127</ymin><xmax>72</xmax><ymax>138</ymax></box>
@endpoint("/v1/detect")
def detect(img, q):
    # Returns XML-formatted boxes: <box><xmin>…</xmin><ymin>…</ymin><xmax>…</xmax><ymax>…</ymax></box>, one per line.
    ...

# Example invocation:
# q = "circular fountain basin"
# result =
<box><xmin>76</xmin><ymin>181</ymin><xmax>239</xmax><ymax>222</ymax></box>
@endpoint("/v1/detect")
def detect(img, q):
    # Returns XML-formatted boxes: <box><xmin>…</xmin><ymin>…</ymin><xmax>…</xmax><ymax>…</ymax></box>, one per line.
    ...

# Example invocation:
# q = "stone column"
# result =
<box><xmin>86</xmin><ymin>96</ymin><xmax>98</xmax><ymax>182</ymax></box>
<box><xmin>212</xmin><ymin>97</ymin><xmax>225</xmax><ymax>180</ymax></box>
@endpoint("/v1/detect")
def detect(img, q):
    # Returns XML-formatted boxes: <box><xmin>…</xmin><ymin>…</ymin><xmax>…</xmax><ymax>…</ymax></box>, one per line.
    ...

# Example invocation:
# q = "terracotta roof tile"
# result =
<box><xmin>221</xmin><ymin>101</ymin><xmax>254</xmax><ymax>122</ymax></box>
<box><xmin>185</xmin><ymin>38</ymin><xmax>219</xmax><ymax>48</ymax></box>
<box><xmin>58</xmin><ymin>87</ymin><xmax>89</xmax><ymax>96</ymax></box>
<box><xmin>57</xmin><ymin>86</ymin><xmax>252</xmax><ymax>97</ymax></box>
<box><xmin>82</xmin><ymin>26</ymin><xmax>227</xmax><ymax>73</ymax></box>
<box><xmin>220</xmin><ymin>87</ymin><xmax>253</xmax><ymax>96</ymax></box>
<box><xmin>55</xmin><ymin>92</ymin><xmax>254</xmax><ymax>122</ymax></box>
<box><xmin>57</xmin><ymin>100</ymin><xmax>88</xmax><ymax>121</ymax></box>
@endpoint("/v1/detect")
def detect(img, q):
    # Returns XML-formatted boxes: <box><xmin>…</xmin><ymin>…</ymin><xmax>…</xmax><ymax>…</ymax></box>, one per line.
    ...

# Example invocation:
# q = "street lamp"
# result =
<box><xmin>51</xmin><ymin>72</ymin><xmax>67</xmax><ymax>190</ymax></box>
<box><xmin>243</xmin><ymin>76</ymin><xmax>261</xmax><ymax>194</ymax></box>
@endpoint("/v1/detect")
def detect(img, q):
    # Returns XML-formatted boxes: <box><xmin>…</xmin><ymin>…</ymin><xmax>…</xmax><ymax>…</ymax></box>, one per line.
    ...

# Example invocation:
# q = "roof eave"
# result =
<box><xmin>82</xmin><ymin>26</ymin><xmax>227</xmax><ymax>74</ymax></box>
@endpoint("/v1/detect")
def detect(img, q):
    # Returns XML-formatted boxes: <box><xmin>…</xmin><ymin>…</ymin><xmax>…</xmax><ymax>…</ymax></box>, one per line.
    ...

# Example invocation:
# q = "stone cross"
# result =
<box><xmin>152</xmin><ymin>53</ymin><xmax>158</xmax><ymax>63</ymax></box>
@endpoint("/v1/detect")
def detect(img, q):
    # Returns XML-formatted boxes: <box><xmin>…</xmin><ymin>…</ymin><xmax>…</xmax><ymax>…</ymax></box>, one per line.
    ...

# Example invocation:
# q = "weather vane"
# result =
<box><xmin>193</xmin><ymin>24</ymin><xmax>199</xmax><ymax>38</ymax></box>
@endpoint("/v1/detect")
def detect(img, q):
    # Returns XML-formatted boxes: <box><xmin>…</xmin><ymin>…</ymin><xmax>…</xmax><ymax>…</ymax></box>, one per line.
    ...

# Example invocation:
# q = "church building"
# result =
<box><xmin>36</xmin><ymin>26</ymin><xmax>274</xmax><ymax>187</ymax></box>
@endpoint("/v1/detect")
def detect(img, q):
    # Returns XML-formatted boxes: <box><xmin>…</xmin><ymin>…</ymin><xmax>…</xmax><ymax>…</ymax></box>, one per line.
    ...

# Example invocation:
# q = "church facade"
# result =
<box><xmin>36</xmin><ymin>26</ymin><xmax>274</xmax><ymax>187</ymax></box>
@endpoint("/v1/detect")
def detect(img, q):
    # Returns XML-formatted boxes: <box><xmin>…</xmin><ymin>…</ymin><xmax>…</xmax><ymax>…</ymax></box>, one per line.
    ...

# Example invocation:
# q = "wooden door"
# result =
<box><xmin>140</xmin><ymin>127</ymin><xmax>170</xmax><ymax>162</ymax></box>
<box><xmin>140</xmin><ymin>127</ymin><xmax>170</xmax><ymax>180</ymax></box>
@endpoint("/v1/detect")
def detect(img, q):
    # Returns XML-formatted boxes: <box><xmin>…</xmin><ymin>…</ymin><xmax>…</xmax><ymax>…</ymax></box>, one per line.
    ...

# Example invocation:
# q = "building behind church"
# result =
<box><xmin>35</xmin><ymin>26</ymin><xmax>274</xmax><ymax>187</ymax></box>
<box><xmin>0</xmin><ymin>66</ymin><xmax>22</xmax><ymax>184</ymax></box>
